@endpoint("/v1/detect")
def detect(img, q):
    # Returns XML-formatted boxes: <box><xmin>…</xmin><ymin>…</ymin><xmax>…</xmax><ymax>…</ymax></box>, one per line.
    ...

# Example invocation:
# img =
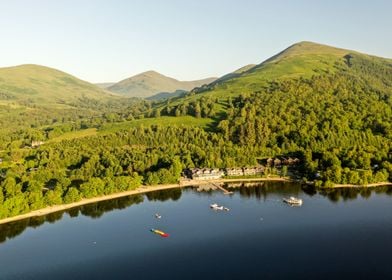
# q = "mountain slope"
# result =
<box><xmin>0</xmin><ymin>64</ymin><xmax>116</xmax><ymax>106</ymax></box>
<box><xmin>153</xmin><ymin>41</ymin><xmax>392</xmax><ymax>185</ymax></box>
<box><xmin>167</xmin><ymin>41</ymin><xmax>391</xmax><ymax>104</ymax></box>
<box><xmin>107</xmin><ymin>70</ymin><xmax>216</xmax><ymax>98</ymax></box>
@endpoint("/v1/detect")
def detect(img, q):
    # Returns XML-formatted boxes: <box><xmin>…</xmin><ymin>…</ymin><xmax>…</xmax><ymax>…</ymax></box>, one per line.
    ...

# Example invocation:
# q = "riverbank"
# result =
<box><xmin>0</xmin><ymin>177</ymin><xmax>291</xmax><ymax>225</ymax></box>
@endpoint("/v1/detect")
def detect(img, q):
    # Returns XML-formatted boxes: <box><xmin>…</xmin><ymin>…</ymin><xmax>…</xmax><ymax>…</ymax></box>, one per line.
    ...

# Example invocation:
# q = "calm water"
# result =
<box><xmin>1</xmin><ymin>182</ymin><xmax>392</xmax><ymax>280</ymax></box>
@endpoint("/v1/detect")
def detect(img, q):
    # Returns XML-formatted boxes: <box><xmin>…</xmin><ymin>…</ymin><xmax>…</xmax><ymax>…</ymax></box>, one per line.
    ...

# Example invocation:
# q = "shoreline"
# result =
<box><xmin>1</xmin><ymin>177</ymin><xmax>390</xmax><ymax>225</ymax></box>
<box><xmin>0</xmin><ymin>177</ymin><xmax>290</xmax><ymax>225</ymax></box>
<box><xmin>328</xmin><ymin>182</ymin><xmax>392</xmax><ymax>189</ymax></box>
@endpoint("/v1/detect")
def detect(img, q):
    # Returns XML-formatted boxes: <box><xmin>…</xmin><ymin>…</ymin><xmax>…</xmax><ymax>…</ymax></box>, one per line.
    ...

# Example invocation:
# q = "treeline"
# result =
<box><xmin>0</xmin><ymin>126</ymin><xmax>258</xmax><ymax>218</ymax></box>
<box><xmin>0</xmin><ymin>98</ymin><xmax>151</xmax><ymax>150</ymax></box>
<box><xmin>150</xmin><ymin>96</ymin><xmax>219</xmax><ymax>119</ymax></box>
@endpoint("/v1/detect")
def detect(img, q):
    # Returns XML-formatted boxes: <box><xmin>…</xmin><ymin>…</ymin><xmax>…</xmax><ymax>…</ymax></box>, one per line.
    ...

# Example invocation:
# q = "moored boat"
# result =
<box><xmin>155</xmin><ymin>213</ymin><xmax>162</xmax><ymax>219</ymax></box>
<box><xmin>210</xmin><ymin>203</ymin><xmax>230</xmax><ymax>211</ymax></box>
<box><xmin>283</xmin><ymin>196</ymin><xmax>303</xmax><ymax>206</ymax></box>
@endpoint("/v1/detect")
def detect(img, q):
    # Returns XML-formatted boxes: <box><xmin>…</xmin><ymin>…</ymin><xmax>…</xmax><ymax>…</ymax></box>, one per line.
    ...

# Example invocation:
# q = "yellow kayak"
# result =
<box><xmin>150</xmin><ymin>228</ymin><xmax>169</xmax><ymax>237</ymax></box>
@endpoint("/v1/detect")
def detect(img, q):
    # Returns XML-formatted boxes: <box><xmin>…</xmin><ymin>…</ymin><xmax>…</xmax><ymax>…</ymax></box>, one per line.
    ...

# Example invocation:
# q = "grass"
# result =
<box><xmin>47</xmin><ymin>128</ymin><xmax>98</xmax><ymax>143</ymax></box>
<box><xmin>0</xmin><ymin>64</ymin><xmax>116</xmax><ymax>106</ymax></box>
<box><xmin>163</xmin><ymin>41</ymin><xmax>353</xmax><ymax>109</ymax></box>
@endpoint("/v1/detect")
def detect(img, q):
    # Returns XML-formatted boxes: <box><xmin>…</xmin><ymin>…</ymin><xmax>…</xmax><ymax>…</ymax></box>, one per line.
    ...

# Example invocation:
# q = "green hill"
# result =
<box><xmin>164</xmin><ymin>41</ymin><xmax>391</xmax><ymax>104</ymax></box>
<box><xmin>107</xmin><ymin>70</ymin><xmax>216</xmax><ymax>98</ymax></box>
<box><xmin>0</xmin><ymin>64</ymin><xmax>117</xmax><ymax>107</ymax></box>
<box><xmin>0</xmin><ymin>64</ymin><xmax>146</xmax><ymax>135</ymax></box>
<box><xmin>153</xmin><ymin>41</ymin><xmax>392</xmax><ymax>185</ymax></box>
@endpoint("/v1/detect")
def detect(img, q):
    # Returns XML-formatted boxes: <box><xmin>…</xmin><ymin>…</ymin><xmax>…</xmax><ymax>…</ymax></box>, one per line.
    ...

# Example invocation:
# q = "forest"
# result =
<box><xmin>0</xmin><ymin>51</ymin><xmax>391</xmax><ymax>219</ymax></box>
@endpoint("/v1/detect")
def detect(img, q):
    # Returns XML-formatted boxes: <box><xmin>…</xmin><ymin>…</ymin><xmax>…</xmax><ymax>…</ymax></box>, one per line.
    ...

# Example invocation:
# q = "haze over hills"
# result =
<box><xmin>106</xmin><ymin>70</ymin><xmax>216</xmax><ymax>98</ymax></box>
<box><xmin>95</xmin><ymin>82</ymin><xmax>115</xmax><ymax>89</ymax></box>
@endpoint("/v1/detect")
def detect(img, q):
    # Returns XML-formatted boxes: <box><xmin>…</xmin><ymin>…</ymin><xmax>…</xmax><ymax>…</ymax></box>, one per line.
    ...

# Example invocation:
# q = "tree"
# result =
<box><xmin>64</xmin><ymin>187</ymin><xmax>82</xmax><ymax>204</ymax></box>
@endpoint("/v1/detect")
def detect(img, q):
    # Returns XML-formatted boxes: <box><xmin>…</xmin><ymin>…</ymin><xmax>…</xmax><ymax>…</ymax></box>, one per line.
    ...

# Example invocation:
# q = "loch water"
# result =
<box><xmin>1</xmin><ymin>181</ymin><xmax>392</xmax><ymax>280</ymax></box>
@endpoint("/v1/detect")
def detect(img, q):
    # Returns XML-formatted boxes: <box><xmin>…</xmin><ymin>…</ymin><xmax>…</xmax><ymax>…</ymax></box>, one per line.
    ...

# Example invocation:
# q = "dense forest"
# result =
<box><xmin>0</xmin><ymin>45</ymin><xmax>391</xmax><ymax>219</ymax></box>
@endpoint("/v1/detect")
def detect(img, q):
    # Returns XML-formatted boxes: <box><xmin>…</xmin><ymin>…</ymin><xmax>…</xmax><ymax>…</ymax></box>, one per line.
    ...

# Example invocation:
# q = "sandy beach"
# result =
<box><xmin>0</xmin><ymin>177</ymin><xmax>290</xmax><ymax>225</ymax></box>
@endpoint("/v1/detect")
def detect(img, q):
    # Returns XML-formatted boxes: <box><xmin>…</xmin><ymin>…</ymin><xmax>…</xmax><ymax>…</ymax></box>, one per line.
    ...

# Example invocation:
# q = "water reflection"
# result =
<box><xmin>227</xmin><ymin>181</ymin><xmax>302</xmax><ymax>200</ymax></box>
<box><xmin>0</xmin><ymin>194</ymin><xmax>143</xmax><ymax>244</ymax></box>
<box><xmin>145</xmin><ymin>188</ymin><xmax>182</xmax><ymax>202</ymax></box>
<box><xmin>318</xmin><ymin>185</ymin><xmax>392</xmax><ymax>202</ymax></box>
<box><xmin>0</xmin><ymin>183</ymin><xmax>391</xmax><ymax>245</ymax></box>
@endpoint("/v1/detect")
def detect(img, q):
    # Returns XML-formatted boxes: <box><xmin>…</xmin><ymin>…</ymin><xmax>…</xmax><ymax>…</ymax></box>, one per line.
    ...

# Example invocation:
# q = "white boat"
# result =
<box><xmin>283</xmin><ymin>196</ymin><xmax>303</xmax><ymax>206</ymax></box>
<box><xmin>155</xmin><ymin>213</ymin><xmax>162</xmax><ymax>219</ymax></box>
<box><xmin>210</xmin><ymin>203</ymin><xmax>223</xmax><ymax>210</ymax></box>
<box><xmin>210</xmin><ymin>203</ymin><xmax>230</xmax><ymax>211</ymax></box>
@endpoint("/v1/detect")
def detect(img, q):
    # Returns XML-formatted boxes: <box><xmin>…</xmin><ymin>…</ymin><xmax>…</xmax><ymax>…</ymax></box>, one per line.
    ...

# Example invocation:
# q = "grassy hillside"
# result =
<box><xmin>0</xmin><ymin>64</ymin><xmax>150</xmax><ymax>144</ymax></box>
<box><xmin>0</xmin><ymin>64</ymin><xmax>117</xmax><ymax>107</ymax></box>
<box><xmin>107</xmin><ymin>70</ymin><xmax>216</xmax><ymax>98</ymax></box>
<box><xmin>165</xmin><ymin>41</ymin><xmax>391</xmax><ymax>106</ymax></box>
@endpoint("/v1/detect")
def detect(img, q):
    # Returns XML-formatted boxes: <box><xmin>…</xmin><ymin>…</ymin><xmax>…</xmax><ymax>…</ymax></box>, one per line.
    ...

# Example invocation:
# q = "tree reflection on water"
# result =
<box><xmin>0</xmin><ymin>184</ymin><xmax>391</xmax><ymax>244</ymax></box>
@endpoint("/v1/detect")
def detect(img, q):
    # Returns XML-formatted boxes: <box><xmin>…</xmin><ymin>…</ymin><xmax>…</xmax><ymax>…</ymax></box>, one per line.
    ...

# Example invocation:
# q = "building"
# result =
<box><xmin>226</xmin><ymin>168</ymin><xmax>244</xmax><ymax>177</ymax></box>
<box><xmin>188</xmin><ymin>168</ymin><xmax>224</xmax><ymax>180</ymax></box>
<box><xmin>273</xmin><ymin>158</ymin><xmax>282</xmax><ymax>166</ymax></box>
<box><xmin>243</xmin><ymin>166</ymin><xmax>264</xmax><ymax>176</ymax></box>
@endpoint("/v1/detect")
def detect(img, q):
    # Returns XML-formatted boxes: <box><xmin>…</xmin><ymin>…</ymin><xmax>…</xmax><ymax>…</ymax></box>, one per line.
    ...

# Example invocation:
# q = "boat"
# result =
<box><xmin>210</xmin><ymin>203</ymin><xmax>223</xmax><ymax>210</ymax></box>
<box><xmin>150</xmin><ymin>228</ymin><xmax>169</xmax><ymax>237</ymax></box>
<box><xmin>155</xmin><ymin>213</ymin><xmax>162</xmax><ymax>219</ymax></box>
<box><xmin>283</xmin><ymin>196</ymin><xmax>303</xmax><ymax>206</ymax></box>
<box><xmin>210</xmin><ymin>203</ymin><xmax>230</xmax><ymax>211</ymax></box>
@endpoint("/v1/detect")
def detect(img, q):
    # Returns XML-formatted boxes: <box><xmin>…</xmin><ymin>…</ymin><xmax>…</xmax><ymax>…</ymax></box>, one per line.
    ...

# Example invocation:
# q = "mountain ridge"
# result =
<box><xmin>0</xmin><ymin>64</ymin><xmax>116</xmax><ymax>106</ymax></box>
<box><xmin>106</xmin><ymin>70</ymin><xmax>216</xmax><ymax>98</ymax></box>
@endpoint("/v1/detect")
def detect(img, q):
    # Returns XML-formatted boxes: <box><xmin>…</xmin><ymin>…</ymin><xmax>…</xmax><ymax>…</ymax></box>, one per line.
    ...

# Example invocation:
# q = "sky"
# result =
<box><xmin>0</xmin><ymin>0</ymin><xmax>391</xmax><ymax>83</ymax></box>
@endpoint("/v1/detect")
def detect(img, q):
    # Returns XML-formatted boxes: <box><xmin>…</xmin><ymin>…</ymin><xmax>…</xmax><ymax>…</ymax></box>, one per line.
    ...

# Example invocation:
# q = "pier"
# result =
<box><xmin>210</xmin><ymin>182</ymin><xmax>233</xmax><ymax>195</ymax></box>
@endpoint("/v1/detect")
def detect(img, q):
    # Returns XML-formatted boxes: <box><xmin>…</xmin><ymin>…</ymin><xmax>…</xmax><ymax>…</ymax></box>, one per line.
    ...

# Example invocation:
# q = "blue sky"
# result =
<box><xmin>0</xmin><ymin>0</ymin><xmax>391</xmax><ymax>82</ymax></box>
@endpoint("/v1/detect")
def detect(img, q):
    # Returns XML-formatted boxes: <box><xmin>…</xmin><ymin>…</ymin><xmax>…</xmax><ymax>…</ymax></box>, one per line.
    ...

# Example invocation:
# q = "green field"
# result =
<box><xmin>47</xmin><ymin>128</ymin><xmax>98</xmax><ymax>143</ymax></box>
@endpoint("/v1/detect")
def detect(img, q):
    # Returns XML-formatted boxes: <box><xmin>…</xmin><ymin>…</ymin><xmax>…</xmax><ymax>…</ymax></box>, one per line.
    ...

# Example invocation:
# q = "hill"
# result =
<box><xmin>165</xmin><ymin>41</ymin><xmax>391</xmax><ymax>103</ymax></box>
<box><xmin>0</xmin><ymin>41</ymin><xmax>391</xmax><ymax>220</ymax></box>
<box><xmin>107</xmin><ymin>70</ymin><xmax>216</xmax><ymax>98</ymax></box>
<box><xmin>0</xmin><ymin>64</ymin><xmax>117</xmax><ymax>107</ymax></box>
<box><xmin>0</xmin><ymin>64</ymin><xmax>148</xmax><ymax>135</ymax></box>
<box><xmin>154</xmin><ymin>41</ymin><xmax>392</xmax><ymax>185</ymax></box>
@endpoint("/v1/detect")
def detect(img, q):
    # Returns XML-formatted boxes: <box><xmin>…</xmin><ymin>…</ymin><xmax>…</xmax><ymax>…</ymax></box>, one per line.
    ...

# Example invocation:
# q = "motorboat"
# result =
<box><xmin>210</xmin><ymin>203</ymin><xmax>230</xmax><ymax>211</ymax></box>
<box><xmin>210</xmin><ymin>203</ymin><xmax>224</xmax><ymax>210</ymax></box>
<box><xmin>155</xmin><ymin>213</ymin><xmax>162</xmax><ymax>219</ymax></box>
<box><xmin>283</xmin><ymin>196</ymin><xmax>303</xmax><ymax>206</ymax></box>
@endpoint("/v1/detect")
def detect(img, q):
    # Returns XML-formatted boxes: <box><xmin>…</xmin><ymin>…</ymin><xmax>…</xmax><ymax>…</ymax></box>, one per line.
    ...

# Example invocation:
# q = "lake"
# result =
<box><xmin>1</xmin><ymin>181</ymin><xmax>392</xmax><ymax>280</ymax></box>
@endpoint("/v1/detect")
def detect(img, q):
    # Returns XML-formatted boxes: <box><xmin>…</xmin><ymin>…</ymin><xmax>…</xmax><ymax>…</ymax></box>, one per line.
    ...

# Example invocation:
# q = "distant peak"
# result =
<box><xmin>285</xmin><ymin>41</ymin><xmax>349</xmax><ymax>54</ymax></box>
<box><xmin>140</xmin><ymin>70</ymin><xmax>163</xmax><ymax>76</ymax></box>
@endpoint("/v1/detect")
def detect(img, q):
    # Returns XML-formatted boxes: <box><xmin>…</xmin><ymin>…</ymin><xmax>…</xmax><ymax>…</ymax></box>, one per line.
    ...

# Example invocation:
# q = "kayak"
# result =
<box><xmin>150</xmin><ymin>228</ymin><xmax>169</xmax><ymax>237</ymax></box>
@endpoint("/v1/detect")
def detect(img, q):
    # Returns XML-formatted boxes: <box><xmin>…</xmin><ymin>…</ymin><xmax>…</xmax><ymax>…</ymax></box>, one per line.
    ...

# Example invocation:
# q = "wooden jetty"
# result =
<box><xmin>211</xmin><ymin>182</ymin><xmax>233</xmax><ymax>195</ymax></box>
